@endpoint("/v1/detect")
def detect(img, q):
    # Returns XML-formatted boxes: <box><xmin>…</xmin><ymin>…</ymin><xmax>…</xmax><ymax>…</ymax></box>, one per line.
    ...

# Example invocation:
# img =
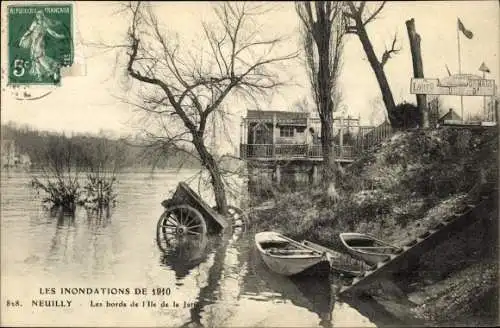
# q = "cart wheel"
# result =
<box><xmin>156</xmin><ymin>205</ymin><xmax>207</xmax><ymax>251</ymax></box>
<box><xmin>227</xmin><ymin>205</ymin><xmax>248</xmax><ymax>234</ymax></box>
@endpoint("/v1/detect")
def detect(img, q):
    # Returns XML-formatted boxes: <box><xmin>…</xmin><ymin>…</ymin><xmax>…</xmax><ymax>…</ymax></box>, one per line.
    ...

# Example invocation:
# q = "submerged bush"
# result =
<box><xmin>31</xmin><ymin>133</ymin><xmax>121</xmax><ymax>216</ymax></box>
<box><xmin>79</xmin><ymin>175</ymin><xmax>117</xmax><ymax>207</ymax></box>
<box><xmin>33</xmin><ymin>175</ymin><xmax>117</xmax><ymax>215</ymax></box>
<box><xmin>32</xmin><ymin>177</ymin><xmax>81</xmax><ymax>213</ymax></box>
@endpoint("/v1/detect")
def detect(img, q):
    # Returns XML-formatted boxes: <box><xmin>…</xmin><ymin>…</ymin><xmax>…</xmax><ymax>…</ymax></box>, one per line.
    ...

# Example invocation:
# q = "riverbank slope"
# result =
<box><xmin>249</xmin><ymin>126</ymin><xmax>498</xmax><ymax>326</ymax></box>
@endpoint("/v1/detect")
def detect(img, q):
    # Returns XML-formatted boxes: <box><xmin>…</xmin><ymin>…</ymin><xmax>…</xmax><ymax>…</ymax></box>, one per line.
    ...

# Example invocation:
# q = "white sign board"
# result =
<box><xmin>410</xmin><ymin>76</ymin><xmax>495</xmax><ymax>96</ymax></box>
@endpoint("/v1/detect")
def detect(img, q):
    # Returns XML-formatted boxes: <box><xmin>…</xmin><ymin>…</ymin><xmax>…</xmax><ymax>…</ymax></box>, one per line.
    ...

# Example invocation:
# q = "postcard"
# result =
<box><xmin>1</xmin><ymin>1</ymin><xmax>498</xmax><ymax>327</ymax></box>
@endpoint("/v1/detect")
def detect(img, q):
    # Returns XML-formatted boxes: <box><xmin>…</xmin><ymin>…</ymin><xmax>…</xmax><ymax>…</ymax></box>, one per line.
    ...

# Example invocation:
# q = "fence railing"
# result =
<box><xmin>240</xmin><ymin>144</ymin><xmax>362</xmax><ymax>161</ymax></box>
<box><xmin>240</xmin><ymin>122</ymin><xmax>395</xmax><ymax>161</ymax></box>
<box><xmin>240</xmin><ymin>123</ymin><xmax>395</xmax><ymax>161</ymax></box>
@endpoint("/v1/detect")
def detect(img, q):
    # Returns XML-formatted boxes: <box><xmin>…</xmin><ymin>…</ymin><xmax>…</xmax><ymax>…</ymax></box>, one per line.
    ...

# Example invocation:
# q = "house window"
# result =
<box><xmin>280</xmin><ymin>126</ymin><xmax>294</xmax><ymax>137</ymax></box>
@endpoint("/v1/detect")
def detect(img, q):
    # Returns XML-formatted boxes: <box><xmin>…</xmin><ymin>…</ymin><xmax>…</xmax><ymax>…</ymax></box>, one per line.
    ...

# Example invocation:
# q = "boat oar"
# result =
<box><xmin>302</xmin><ymin>240</ymin><xmax>338</xmax><ymax>255</ymax></box>
<box><xmin>277</xmin><ymin>234</ymin><xmax>324</xmax><ymax>255</ymax></box>
<box><xmin>303</xmin><ymin>240</ymin><xmax>368</xmax><ymax>277</ymax></box>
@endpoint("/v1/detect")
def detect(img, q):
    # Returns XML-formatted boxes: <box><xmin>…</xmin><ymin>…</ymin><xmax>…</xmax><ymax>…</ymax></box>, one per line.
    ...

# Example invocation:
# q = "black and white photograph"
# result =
<box><xmin>1</xmin><ymin>1</ymin><xmax>498</xmax><ymax>327</ymax></box>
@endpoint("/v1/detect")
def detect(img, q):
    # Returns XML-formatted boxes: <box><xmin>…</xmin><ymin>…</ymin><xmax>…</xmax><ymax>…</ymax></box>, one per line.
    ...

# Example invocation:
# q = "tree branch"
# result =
<box><xmin>363</xmin><ymin>1</ymin><xmax>386</xmax><ymax>26</ymax></box>
<box><xmin>380</xmin><ymin>32</ymin><xmax>400</xmax><ymax>68</ymax></box>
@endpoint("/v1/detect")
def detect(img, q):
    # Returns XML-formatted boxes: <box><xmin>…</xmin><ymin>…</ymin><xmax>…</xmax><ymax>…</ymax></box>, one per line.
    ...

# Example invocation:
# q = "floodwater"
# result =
<box><xmin>1</xmin><ymin>169</ymin><xmax>378</xmax><ymax>327</ymax></box>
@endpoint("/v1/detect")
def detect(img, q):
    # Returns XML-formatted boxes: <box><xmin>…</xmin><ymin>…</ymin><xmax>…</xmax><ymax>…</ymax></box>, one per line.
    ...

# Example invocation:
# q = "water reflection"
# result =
<box><xmin>290</xmin><ymin>276</ymin><xmax>335</xmax><ymax>328</ymax></box>
<box><xmin>244</xmin><ymin>246</ymin><xmax>336</xmax><ymax>328</ymax></box>
<box><xmin>43</xmin><ymin>206</ymin><xmax>118</xmax><ymax>280</ymax></box>
<box><xmin>159</xmin><ymin>235</ymin><xmax>210</xmax><ymax>280</ymax></box>
<box><xmin>172</xmin><ymin>231</ymin><xmax>343</xmax><ymax>328</ymax></box>
<box><xmin>180</xmin><ymin>235</ymin><xmax>231</xmax><ymax>328</ymax></box>
<box><xmin>47</xmin><ymin>212</ymin><xmax>77</xmax><ymax>266</ymax></box>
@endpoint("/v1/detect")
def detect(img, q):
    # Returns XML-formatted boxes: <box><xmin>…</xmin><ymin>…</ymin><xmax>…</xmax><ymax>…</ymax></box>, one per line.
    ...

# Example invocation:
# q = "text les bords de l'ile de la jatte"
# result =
<box><xmin>8</xmin><ymin>287</ymin><xmax>196</xmax><ymax>309</ymax></box>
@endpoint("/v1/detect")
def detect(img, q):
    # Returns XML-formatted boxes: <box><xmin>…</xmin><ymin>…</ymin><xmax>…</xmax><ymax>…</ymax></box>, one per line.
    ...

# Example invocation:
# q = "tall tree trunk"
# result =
<box><xmin>354</xmin><ymin>18</ymin><xmax>397</xmax><ymax>126</ymax></box>
<box><xmin>206</xmin><ymin>157</ymin><xmax>228</xmax><ymax>215</ymax></box>
<box><xmin>296</xmin><ymin>2</ymin><xmax>343</xmax><ymax>194</ymax></box>
<box><xmin>315</xmin><ymin>20</ymin><xmax>336</xmax><ymax>187</ymax></box>
<box><xmin>320</xmin><ymin>108</ymin><xmax>336</xmax><ymax>185</ymax></box>
<box><xmin>406</xmin><ymin>18</ymin><xmax>429</xmax><ymax>128</ymax></box>
<box><xmin>193</xmin><ymin>136</ymin><xmax>228</xmax><ymax>215</ymax></box>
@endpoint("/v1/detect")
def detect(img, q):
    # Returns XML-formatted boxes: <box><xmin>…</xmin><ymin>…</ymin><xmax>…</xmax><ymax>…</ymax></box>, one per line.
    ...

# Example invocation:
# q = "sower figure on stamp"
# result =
<box><xmin>19</xmin><ymin>10</ymin><xmax>65</xmax><ymax>81</ymax></box>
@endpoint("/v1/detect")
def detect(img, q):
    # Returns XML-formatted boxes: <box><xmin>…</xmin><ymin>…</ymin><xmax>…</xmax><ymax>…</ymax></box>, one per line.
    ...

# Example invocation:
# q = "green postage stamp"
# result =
<box><xmin>8</xmin><ymin>4</ymin><xmax>73</xmax><ymax>85</ymax></box>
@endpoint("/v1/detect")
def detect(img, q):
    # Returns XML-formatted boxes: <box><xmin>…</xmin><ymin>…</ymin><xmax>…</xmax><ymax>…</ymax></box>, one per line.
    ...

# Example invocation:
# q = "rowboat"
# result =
<box><xmin>339</xmin><ymin>232</ymin><xmax>402</xmax><ymax>265</ymax></box>
<box><xmin>254</xmin><ymin>232</ymin><xmax>330</xmax><ymax>276</ymax></box>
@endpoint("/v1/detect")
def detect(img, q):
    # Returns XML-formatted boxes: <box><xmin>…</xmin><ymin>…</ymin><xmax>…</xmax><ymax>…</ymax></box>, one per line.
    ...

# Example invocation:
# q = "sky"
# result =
<box><xmin>1</xmin><ymin>1</ymin><xmax>499</xmax><ymax>153</ymax></box>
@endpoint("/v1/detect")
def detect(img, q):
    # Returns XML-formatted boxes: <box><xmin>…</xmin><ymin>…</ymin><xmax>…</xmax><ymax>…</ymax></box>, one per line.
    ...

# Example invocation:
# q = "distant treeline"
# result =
<box><xmin>1</xmin><ymin>122</ymin><xmax>202</xmax><ymax>170</ymax></box>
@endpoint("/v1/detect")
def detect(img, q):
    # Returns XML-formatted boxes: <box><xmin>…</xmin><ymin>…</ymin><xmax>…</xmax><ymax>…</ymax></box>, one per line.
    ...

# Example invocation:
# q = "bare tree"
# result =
<box><xmin>124</xmin><ymin>2</ymin><xmax>296</xmax><ymax>214</ymax></box>
<box><xmin>344</xmin><ymin>1</ymin><xmax>400</xmax><ymax>127</ymax></box>
<box><xmin>292</xmin><ymin>97</ymin><xmax>312</xmax><ymax>113</ymax></box>
<box><xmin>296</xmin><ymin>1</ymin><xmax>345</xmax><ymax>192</ymax></box>
<box><xmin>406</xmin><ymin>18</ymin><xmax>428</xmax><ymax>128</ymax></box>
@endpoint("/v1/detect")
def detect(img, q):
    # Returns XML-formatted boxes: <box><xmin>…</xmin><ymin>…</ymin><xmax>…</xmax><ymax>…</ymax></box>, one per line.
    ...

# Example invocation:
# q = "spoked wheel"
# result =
<box><xmin>227</xmin><ymin>205</ymin><xmax>248</xmax><ymax>235</ymax></box>
<box><xmin>156</xmin><ymin>205</ymin><xmax>207</xmax><ymax>252</ymax></box>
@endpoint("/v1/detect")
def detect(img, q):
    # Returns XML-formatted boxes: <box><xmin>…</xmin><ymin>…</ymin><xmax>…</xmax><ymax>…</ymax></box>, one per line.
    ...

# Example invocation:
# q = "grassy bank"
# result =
<box><xmin>249</xmin><ymin>126</ymin><xmax>498</xmax><ymax>325</ymax></box>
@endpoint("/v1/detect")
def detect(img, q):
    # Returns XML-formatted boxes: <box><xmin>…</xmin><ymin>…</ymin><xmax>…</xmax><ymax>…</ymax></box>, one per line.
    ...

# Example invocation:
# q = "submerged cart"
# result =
<box><xmin>156</xmin><ymin>182</ymin><xmax>247</xmax><ymax>251</ymax></box>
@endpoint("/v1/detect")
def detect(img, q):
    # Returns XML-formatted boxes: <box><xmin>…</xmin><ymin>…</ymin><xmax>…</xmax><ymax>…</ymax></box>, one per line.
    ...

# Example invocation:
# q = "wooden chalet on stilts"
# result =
<box><xmin>239</xmin><ymin>110</ymin><xmax>393</xmax><ymax>186</ymax></box>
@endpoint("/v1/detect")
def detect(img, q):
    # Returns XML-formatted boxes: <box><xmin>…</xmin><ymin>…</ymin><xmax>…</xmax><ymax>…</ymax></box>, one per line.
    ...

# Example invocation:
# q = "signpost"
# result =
<box><xmin>411</xmin><ymin>75</ymin><xmax>495</xmax><ymax>96</ymax></box>
<box><xmin>411</xmin><ymin>73</ymin><xmax>496</xmax><ymax>123</ymax></box>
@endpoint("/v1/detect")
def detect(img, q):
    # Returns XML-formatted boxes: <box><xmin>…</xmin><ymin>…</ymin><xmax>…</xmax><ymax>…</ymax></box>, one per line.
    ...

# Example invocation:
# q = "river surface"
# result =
<box><xmin>1</xmin><ymin>169</ymin><xmax>377</xmax><ymax>327</ymax></box>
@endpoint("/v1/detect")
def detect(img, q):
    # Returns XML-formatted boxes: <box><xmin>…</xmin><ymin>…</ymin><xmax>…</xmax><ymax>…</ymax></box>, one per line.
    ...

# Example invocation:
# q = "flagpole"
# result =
<box><xmin>457</xmin><ymin>19</ymin><xmax>464</xmax><ymax>121</ymax></box>
<box><xmin>457</xmin><ymin>21</ymin><xmax>461</xmax><ymax>74</ymax></box>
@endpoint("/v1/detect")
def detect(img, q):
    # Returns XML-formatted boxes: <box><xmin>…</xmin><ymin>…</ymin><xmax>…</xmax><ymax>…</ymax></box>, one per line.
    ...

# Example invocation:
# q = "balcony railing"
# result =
<box><xmin>239</xmin><ymin>123</ymin><xmax>395</xmax><ymax>162</ymax></box>
<box><xmin>239</xmin><ymin>144</ymin><xmax>362</xmax><ymax>161</ymax></box>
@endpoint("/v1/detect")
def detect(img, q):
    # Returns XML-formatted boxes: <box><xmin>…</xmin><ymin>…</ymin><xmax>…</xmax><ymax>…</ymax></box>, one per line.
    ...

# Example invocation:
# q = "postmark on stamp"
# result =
<box><xmin>8</xmin><ymin>4</ymin><xmax>73</xmax><ymax>85</ymax></box>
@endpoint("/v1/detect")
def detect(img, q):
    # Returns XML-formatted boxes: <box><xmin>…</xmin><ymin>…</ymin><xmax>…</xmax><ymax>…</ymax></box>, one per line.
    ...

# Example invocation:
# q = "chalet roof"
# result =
<box><xmin>439</xmin><ymin>108</ymin><xmax>462</xmax><ymax>122</ymax></box>
<box><xmin>247</xmin><ymin>110</ymin><xmax>308</xmax><ymax>119</ymax></box>
<box><xmin>246</xmin><ymin>110</ymin><xmax>308</xmax><ymax>125</ymax></box>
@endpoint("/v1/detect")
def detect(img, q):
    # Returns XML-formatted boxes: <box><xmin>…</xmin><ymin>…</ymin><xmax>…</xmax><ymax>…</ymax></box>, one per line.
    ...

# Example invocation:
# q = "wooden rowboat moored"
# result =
<box><xmin>339</xmin><ymin>232</ymin><xmax>402</xmax><ymax>265</ymax></box>
<box><xmin>255</xmin><ymin>232</ymin><xmax>329</xmax><ymax>276</ymax></box>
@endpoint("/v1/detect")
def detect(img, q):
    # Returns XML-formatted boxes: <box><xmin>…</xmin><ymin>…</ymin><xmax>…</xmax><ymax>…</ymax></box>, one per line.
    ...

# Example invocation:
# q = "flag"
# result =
<box><xmin>457</xmin><ymin>18</ymin><xmax>473</xmax><ymax>39</ymax></box>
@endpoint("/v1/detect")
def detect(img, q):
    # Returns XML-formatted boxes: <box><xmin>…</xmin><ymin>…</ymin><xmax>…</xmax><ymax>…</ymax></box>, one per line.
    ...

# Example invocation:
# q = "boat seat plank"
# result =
<box><xmin>350</xmin><ymin>246</ymin><xmax>397</xmax><ymax>249</ymax></box>
<box><xmin>266</xmin><ymin>249</ymin><xmax>317</xmax><ymax>255</ymax></box>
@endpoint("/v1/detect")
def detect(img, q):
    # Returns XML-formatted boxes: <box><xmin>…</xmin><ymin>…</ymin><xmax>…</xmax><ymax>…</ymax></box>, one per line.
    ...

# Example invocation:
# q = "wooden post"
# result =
<box><xmin>243</xmin><ymin>118</ymin><xmax>247</xmax><ymax>144</ymax></box>
<box><xmin>339</xmin><ymin>116</ymin><xmax>344</xmax><ymax>158</ymax></box>
<box><xmin>252</xmin><ymin>124</ymin><xmax>256</xmax><ymax>145</ymax></box>
<box><xmin>272</xmin><ymin>114</ymin><xmax>276</xmax><ymax>158</ymax></box>
<box><xmin>495</xmin><ymin>99</ymin><xmax>499</xmax><ymax>123</ymax></box>
<box><xmin>275</xmin><ymin>165</ymin><xmax>281</xmax><ymax>184</ymax></box>
<box><xmin>306</xmin><ymin>115</ymin><xmax>310</xmax><ymax>157</ymax></box>
<box><xmin>406</xmin><ymin>18</ymin><xmax>429</xmax><ymax>128</ymax></box>
<box><xmin>347</xmin><ymin>115</ymin><xmax>350</xmax><ymax>136</ymax></box>
<box><xmin>239</xmin><ymin>121</ymin><xmax>244</xmax><ymax>158</ymax></box>
<box><xmin>310</xmin><ymin>165</ymin><xmax>318</xmax><ymax>185</ymax></box>
<box><xmin>240</xmin><ymin>120</ymin><xmax>243</xmax><ymax>144</ymax></box>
